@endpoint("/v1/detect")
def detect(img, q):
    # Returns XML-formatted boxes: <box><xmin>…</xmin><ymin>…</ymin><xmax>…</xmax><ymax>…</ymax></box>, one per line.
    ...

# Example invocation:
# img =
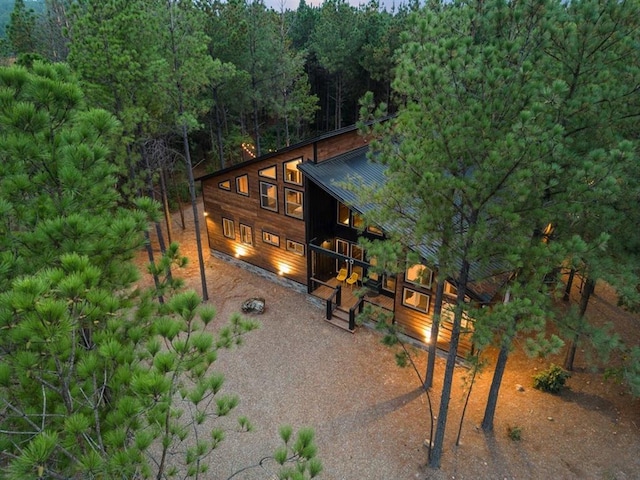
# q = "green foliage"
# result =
<box><xmin>507</xmin><ymin>425</ymin><xmax>522</xmax><ymax>441</ymax></box>
<box><xmin>0</xmin><ymin>63</ymin><xmax>262</xmax><ymax>478</ymax></box>
<box><xmin>277</xmin><ymin>427</ymin><xmax>322</xmax><ymax>479</ymax></box>
<box><xmin>533</xmin><ymin>364</ymin><xmax>571</xmax><ymax>394</ymax></box>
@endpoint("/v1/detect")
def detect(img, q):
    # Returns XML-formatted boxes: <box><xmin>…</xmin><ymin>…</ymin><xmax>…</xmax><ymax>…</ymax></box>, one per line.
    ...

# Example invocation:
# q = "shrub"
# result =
<box><xmin>507</xmin><ymin>425</ymin><xmax>522</xmax><ymax>441</ymax></box>
<box><xmin>533</xmin><ymin>364</ymin><xmax>571</xmax><ymax>393</ymax></box>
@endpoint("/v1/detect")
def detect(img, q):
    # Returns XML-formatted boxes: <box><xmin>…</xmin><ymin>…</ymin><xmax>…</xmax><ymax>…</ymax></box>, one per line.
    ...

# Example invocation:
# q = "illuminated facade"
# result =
<box><xmin>199</xmin><ymin>126</ymin><xmax>507</xmax><ymax>356</ymax></box>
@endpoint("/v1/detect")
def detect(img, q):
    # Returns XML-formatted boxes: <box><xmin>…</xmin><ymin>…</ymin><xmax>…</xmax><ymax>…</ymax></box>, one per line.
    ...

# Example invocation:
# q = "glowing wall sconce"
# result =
<box><xmin>235</xmin><ymin>246</ymin><xmax>247</xmax><ymax>258</ymax></box>
<box><xmin>278</xmin><ymin>263</ymin><xmax>291</xmax><ymax>276</ymax></box>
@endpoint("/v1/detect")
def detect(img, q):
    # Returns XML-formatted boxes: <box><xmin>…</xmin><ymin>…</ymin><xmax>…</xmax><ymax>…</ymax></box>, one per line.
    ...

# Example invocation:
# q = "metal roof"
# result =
<box><xmin>298</xmin><ymin>146</ymin><xmax>384</xmax><ymax>213</ymax></box>
<box><xmin>299</xmin><ymin>145</ymin><xmax>510</xmax><ymax>303</ymax></box>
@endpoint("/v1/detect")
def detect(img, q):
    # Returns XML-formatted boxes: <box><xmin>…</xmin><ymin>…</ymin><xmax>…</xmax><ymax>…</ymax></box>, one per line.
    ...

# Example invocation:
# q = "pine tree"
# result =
<box><xmin>6</xmin><ymin>0</ymin><xmax>37</xmax><ymax>55</ymax></box>
<box><xmin>359</xmin><ymin>0</ymin><xmax>572</xmax><ymax>466</ymax></box>
<box><xmin>0</xmin><ymin>61</ymin><xmax>260</xmax><ymax>479</ymax></box>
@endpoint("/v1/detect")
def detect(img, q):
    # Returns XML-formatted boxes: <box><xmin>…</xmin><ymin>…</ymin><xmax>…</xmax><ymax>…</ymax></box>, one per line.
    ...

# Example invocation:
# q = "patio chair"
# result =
<box><xmin>336</xmin><ymin>268</ymin><xmax>348</xmax><ymax>283</ymax></box>
<box><xmin>346</xmin><ymin>272</ymin><xmax>359</xmax><ymax>290</ymax></box>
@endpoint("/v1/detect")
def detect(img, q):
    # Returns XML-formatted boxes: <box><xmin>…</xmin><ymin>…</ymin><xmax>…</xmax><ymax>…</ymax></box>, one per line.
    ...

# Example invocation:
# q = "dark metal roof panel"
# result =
<box><xmin>299</xmin><ymin>145</ymin><xmax>509</xmax><ymax>303</ymax></box>
<box><xmin>298</xmin><ymin>146</ymin><xmax>385</xmax><ymax>213</ymax></box>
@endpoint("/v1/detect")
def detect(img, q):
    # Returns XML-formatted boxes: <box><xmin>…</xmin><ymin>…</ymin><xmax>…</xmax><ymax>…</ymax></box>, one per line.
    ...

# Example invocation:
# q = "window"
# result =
<box><xmin>259</xmin><ymin>165</ymin><xmax>277</xmax><ymax>179</ymax></box>
<box><xmin>337</xmin><ymin>202</ymin><xmax>350</xmax><ymax>225</ymax></box>
<box><xmin>260</xmin><ymin>182</ymin><xmax>278</xmax><ymax>211</ymax></box>
<box><xmin>286</xmin><ymin>239</ymin><xmax>305</xmax><ymax>256</ymax></box>
<box><xmin>236</xmin><ymin>175</ymin><xmax>249</xmax><ymax>196</ymax></box>
<box><xmin>284</xmin><ymin>158</ymin><xmax>303</xmax><ymax>185</ymax></box>
<box><xmin>444</xmin><ymin>281</ymin><xmax>458</xmax><ymax>297</ymax></box>
<box><xmin>403</xmin><ymin>288</ymin><xmax>430</xmax><ymax>313</ymax></box>
<box><xmin>222</xmin><ymin>218</ymin><xmax>235</xmax><ymax>239</ymax></box>
<box><xmin>219</xmin><ymin>180</ymin><xmax>231</xmax><ymax>191</ymax></box>
<box><xmin>367</xmin><ymin>225</ymin><xmax>383</xmax><ymax>236</ymax></box>
<box><xmin>336</xmin><ymin>238</ymin><xmax>349</xmax><ymax>271</ymax></box>
<box><xmin>383</xmin><ymin>275</ymin><xmax>396</xmax><ymax>293</ymax></box>
<box><xmin>352</xmin><ymin>213</ymin><xmax>365</xmax><ymax>230</ymax></box>
<box><xmin>239</xmin><ymin>224</ymin><xmax>253</xmax><ymax>245</ymax></box>
<box><xmin>441</xmin><ymin>303</ymin><xmax>473</xmax><ymax>331</ymax></box>
<box><xmin>285</xmin><ymin>188</ymin><xmax>303</xmax><ymax>219</ymax></box>
<box><xmin>406</xmin><ymin>264</ymin><xmax>433</xmax><ymax>288</ymax></box>
<box><xmin>262</xmin><ymin>231</ymin><xmax>280</xmax><ymax>247</ymax></box>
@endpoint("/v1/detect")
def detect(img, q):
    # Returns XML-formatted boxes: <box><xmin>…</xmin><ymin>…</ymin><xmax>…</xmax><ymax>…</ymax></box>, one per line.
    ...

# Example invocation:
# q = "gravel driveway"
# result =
<box><xmin>200</xmin><ymin>254</ymin><xmax>430</xmax><ymax>479</ymax></box>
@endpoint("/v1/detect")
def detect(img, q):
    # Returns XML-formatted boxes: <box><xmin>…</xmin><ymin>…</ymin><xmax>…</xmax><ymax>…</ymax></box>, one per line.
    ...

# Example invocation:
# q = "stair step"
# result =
<box><xmin>325</xmin><ymin>312</ymin><xmax>355</xmax><ymax>333</ymax></box>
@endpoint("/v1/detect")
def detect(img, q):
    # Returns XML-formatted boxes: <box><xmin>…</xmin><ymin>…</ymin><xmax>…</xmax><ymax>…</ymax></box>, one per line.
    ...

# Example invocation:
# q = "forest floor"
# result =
<box><xmin>136</xmin><ymin>198</ymin><xmax>640</xmax><ymax>479</ymax></box>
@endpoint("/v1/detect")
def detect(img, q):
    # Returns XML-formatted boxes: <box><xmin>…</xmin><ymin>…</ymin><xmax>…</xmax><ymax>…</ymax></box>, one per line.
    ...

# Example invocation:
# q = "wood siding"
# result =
<box><xmin>393</xmin><ymin>273</ymin><xmax>474</xmax><ymax>357</ymax></box>
<box><xmin>201</xmin><ymin>129</ymin><xmax>368</xmax><ymax>286</ymax></box>
<box><xmin>314</xmin><ymin>130</ymin><xmax>369</xmax><ymax>163</ymax></box>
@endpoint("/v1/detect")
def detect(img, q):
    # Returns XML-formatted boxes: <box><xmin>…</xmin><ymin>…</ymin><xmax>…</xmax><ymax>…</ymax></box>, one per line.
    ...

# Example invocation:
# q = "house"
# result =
<box><xmin>199</xmin><ymin>125</ymin><xmax>506</xmax><ymax>357</ymax></box>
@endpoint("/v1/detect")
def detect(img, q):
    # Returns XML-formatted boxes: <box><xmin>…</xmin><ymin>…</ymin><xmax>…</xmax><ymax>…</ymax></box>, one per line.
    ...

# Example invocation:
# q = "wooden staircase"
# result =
<box><xmin>325</xmin><ymin>306</ymin><xmax>356</xmax><ymax>333</ymax></box>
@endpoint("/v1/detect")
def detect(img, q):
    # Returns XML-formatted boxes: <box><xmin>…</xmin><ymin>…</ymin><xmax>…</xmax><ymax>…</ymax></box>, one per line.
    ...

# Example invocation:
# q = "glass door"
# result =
<box><xmin>335</xmin><ymin>239</ymin><xmax>349</xmax><ymax>272</ymax></box>
<box><xmin>351</xmin><ymin>244</ymin><xmax>363</xmax><ymax>278</ymax></box>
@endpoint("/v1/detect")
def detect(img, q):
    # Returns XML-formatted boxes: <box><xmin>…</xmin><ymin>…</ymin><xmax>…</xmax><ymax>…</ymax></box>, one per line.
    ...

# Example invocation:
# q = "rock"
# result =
<box><xmin>516</xmin><ymin>384</ymin><xmax>525</xmax><ymax>392</ymax></box>
<box><xmin>242</xmin><ymin>297</ymin><xmax>266</xmax><ymax>314</ymax></box>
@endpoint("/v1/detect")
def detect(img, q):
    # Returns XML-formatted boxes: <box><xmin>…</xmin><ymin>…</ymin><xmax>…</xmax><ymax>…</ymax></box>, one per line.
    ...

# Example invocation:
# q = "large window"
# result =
<box><xmin>260</xmin><ymin>182</ymin><xmax>278</xmax><ymax>211</ymax></box>
<box><xmin>222</xmin><ymin>218</ymin><xmax>235</xmax><ymax>239</ymax></box>
<box><xmin>352</xmin><ymin>212</ymin><xmax>365</xmax><ymax>230</ymax></box>
<box><xmin>444</xmin><ymin>281</ymin><xmax>457</xmax><ymax>297</ymax></box>
<box><xmin>441</xmin><ymin>303</ymin><xmax>473</xmax><ymax>331</ymax></box>
<box><xmin>337</xmin><ymin>202</ymin><xmax>350</xmax><ymax>225</ymax></box>
<box><xmin>402</xmin><ymin>288</ymin><xmax>430</xmax><ymax>313</ymax></box>
<box><xmin>262</xmin><ymin>231</ymin><xmax>280</xmax><ymax>247</ymax></box>
<box><xmin>259</xmin><ymin>165</ymin><xmax>277</xmax><ymax>179</ymax></box>
<box><xmin>239</xmin><ymin>224</ymin><xmax>253</xmax><ymax>245</ymax></box>
<box><xmin>236</xmin><ymin>174</ymin><xmax>249</xmax><ymax>196</ymax></box>
<box><xmin>285</xmin><ymin>188</ymin><xmax>303</xmax><ymax>219</ymax></box>
<box><xmin>383</xmin><ymin>275</ymin><xmax>396</xmax><ymax>293</ymax></box>
<box><xmin>284</xmin><ymin>158</ymin><xmax>303</xmax><ymax>185</ymax></box>
<box><xmin>286</xmin><ymin>239</ymin><xmax>305</xmax><ymax>256</ymax></box>
<box><xmin>406</xmin><ymin>264</ymin><xmax>433</xmax><ymax>288</ymax></box>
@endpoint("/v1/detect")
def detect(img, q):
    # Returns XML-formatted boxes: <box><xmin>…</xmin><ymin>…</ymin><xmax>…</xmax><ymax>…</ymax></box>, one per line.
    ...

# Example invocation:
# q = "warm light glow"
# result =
<box><xmin>278</xmin><ymin>263</ymin><xmax>291</xmax><ymax>275</ymax></box>
<box><xmin>203</xmin><ymin>211</ymin><xmax>209</xmax><ymax>217</ymax></box>
<box><xmin>423</xmin><ymin>326</ymin><xmax>447</xmax><ymax>344</ymax></box>
<box><xmin>241</xmin><ymin>142</ymin><xmax>256</xmax><ymax>158</ymax></box>
<box><xmin>235</xmin><ymin>246</ymin><xmax>247</xmax><ymax>258</ymax></box>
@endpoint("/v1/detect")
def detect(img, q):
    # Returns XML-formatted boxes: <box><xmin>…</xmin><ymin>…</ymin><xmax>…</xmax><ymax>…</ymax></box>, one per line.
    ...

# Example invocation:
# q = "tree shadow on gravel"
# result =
<box><xmin>322</xmin><ymin>387</ymin><xmax>424</xmax><ymax>434</ymax></box>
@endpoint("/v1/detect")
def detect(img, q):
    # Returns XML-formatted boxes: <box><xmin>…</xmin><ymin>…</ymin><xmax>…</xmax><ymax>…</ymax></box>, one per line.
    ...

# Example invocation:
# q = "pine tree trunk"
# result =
<box><xmin>213</xmin><ymin>87</ymin><xmax>225</xmax><ymax>169</ymax></box>
<box><xmin>563</xmin><ymin>268</ymin><xmax>576</xmax><ymax>301</ymax></box>
<box><xmin>481</xmin><ymin>336</ymin><xmax>511</xmax><ymax>431</ymax></box>
<box><xmin>182</xmin><ymin>122</ymin><xmax>209</xmax><ymax>301</ymax></box>
<box><xmin>425</xmin><ymin>279</ymin><xmax>445</xmax><ymax>389</ymax></box>
<box><xmin>160</xmin><ymin>168</ymin><xmax>173</xmax><ymax>244</ymax></box>
<box><xmin>564</xmin><ymin>276</ymin><xmax>595</xmax><ymax>371</ymax></box>
<box><xmin>167</xmin><ymin>0</ymin><xmax>208</xmax><ymax>301</ymax></box>
<box><xmin>429</xmin><ymin>258</ymin><xmax>471</xmax><ymax>468</ymax></box>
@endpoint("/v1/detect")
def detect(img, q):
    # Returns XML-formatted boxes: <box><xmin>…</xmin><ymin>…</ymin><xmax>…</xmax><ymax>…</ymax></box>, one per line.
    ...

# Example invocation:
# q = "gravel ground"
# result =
<box><xmin>138</xmin><ymin>199</ymin><xmax>640</xmax><ymax>480</ymax></box>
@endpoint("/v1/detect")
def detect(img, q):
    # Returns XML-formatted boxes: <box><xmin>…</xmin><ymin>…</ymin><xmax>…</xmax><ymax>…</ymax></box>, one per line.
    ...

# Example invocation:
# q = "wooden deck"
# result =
<box><xmin>311</xmin><ymin>277</ymin><xmax>395</xmax><ymax>313</ymax></box>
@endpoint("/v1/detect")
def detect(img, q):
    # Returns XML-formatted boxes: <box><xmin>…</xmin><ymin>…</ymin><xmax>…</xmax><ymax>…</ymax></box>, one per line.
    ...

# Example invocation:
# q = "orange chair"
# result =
<box><xmin>336</xmin><ymin>268</ymin><xmax>348</xmax><ymax>283</ymax></box>
<box><xmin>346</xmin><ymin>272</ymin><xmax>359</xmax><ymax>290</ymax></box>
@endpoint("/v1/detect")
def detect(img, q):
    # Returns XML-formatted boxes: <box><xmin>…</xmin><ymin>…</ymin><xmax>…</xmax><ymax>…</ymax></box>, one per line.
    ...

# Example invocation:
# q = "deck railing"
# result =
<box><xmin>348</xmin><ymin>297</ymin><xmax>365</xmax><ymax>330</ymax></box>
<box><xmin>309</xmin><ymin>277</ymin><xmax>341</xmax><ymax>320</ymax></box>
